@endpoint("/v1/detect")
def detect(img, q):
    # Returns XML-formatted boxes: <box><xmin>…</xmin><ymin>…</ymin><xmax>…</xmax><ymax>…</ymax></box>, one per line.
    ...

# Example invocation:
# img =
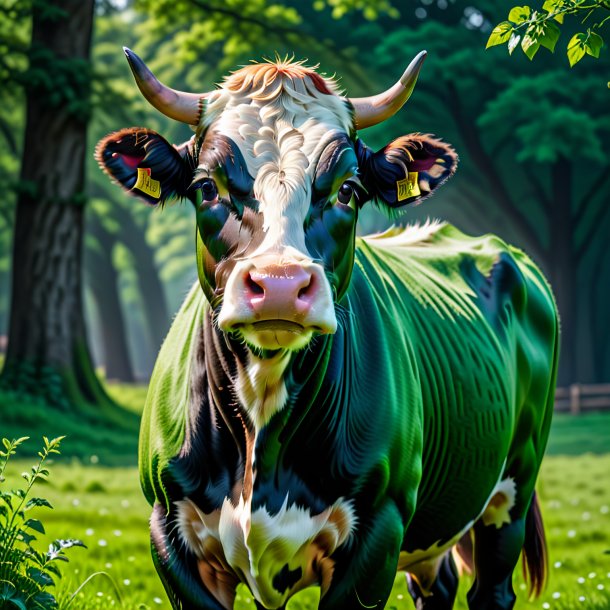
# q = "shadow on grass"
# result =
<box><xmin>0</xmin><ymin>385</ymin><xmax>141</xmax><ymax>467</ymax></box>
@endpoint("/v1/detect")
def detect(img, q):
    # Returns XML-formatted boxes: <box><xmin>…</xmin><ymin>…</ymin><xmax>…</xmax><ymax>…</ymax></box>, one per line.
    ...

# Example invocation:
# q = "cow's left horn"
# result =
<box><xmin>348</xmin><ymin>50</ymin><xmax>427</xmax><ymax>130</ymax></box>
<box><xmin>123</xmin><ymin>47</ymin><xmax>209</xmax><ymax>125</ymax></box>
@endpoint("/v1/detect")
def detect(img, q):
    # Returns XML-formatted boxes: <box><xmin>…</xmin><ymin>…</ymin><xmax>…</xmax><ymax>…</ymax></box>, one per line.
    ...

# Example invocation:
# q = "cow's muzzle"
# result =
<box><xmin>217</xmin><ymin>258</ymin><xmax>337</xmax><ymax>350</ymax></box>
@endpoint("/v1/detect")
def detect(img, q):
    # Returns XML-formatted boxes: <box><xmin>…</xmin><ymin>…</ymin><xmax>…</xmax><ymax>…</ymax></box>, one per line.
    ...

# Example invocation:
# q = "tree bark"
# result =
<box><xmin>115</xmin><ymin>205</ymin><xmax>171</xmax><ymax>351</ymax></box>
<box><xmin>87</xmin><ymin>217</ymin><xmax>135</xmax><ymax>383</ymax></box>
<box><xmin>1</xmin><ymin>0</ymin><xmax>115</xmax><ymax>409</ymax></box>
<box><xmin>88</xmin><ymin>184</ymin><xmax>171</xmax><ymax>357</ymax></box>
<box><xmin>549</xmin><ymin>160</ymin><xmax>577</xmax><ymax>385</ymax></box>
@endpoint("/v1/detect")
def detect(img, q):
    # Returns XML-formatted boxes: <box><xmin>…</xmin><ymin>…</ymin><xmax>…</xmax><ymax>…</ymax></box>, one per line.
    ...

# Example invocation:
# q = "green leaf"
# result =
<box><xmin>508</xmin><ymin>5</ymin><xmax>531</xmax><ymax>24</ymax></box>
<box><xmin>0</xmin><ymin>582</ymin><xmax>27</xmax><ymax>610</ymax></box>
<box><xmin>32</xmin><ymin>591</ymin><xmax>57</xmax><ymax>608</ymax></box>
<box><xmin>1</xmin><ymin>492</ymin><xmax>14</xmax><ymax>509</ymax></box>
<box><xmin>45</xmin><ymin>564</ymin><xmax>62</xmax><ymax>578</ymax></box>
<box><xmin>487</xmin><ymin>21</ymin><xmax>514</xmax><ymax>48</ymax></box>
<box><xmin>24</xmin><ymin>518</ymin><xmax>46</xmax><ymax>534</ymax></box>
<box><xmin>27</xmin><ymin>567</ymin><xmax>54</xmax><ymax>587</ymax></box>
<box><xmin>539</xmin><ymin>20</ymin><xmax>561</xmax><ymax>52</ymax></box>
<box><xmin>542</xmin><ymin>0</ymin><xmax>564</xmax><ymax>22</ymax></box>
<box><xmin>522</xmin><ymin>32</ymin><xmax>541</xmax><ymax>59</ymax></box>
<box><xmin>567</xmin><ymin>33</ymin><xmax>587</xmax><ymax>66</ymax></box>
<box><xmin>586</xmin><ymin>31</ymin><xmax>603</xmax><ymax>58</ymax></box>
<box><xmin>25</xmin><ymin>497</ymin><xmax>53</xmax><ymax>510</ymax></box>
<box><xmin>18</xmin><ymin>530</ymin><xmax>37</xmax><ymax>545</ymax></box>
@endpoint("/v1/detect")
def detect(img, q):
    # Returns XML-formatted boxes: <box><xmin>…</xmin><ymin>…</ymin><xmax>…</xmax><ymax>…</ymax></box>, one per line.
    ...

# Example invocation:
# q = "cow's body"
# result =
<box><xmin>98</xmin><ymin>51</ymin><xmax>558</xmax><ymax>609</ymax></box>
<box><xmin>140</xmin><ymin>223</ymin><xmax>557</xmax><ymax>610</ymax></box>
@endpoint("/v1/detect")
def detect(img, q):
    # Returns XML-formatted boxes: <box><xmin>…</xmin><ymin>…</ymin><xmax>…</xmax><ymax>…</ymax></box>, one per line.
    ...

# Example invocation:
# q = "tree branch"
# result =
<box><xmin>188</xmin><ymin>0</ymin><xmax>306</xmax><ymax>39</ymax></box>
<box><xmin>185</xmin><ymin>0</ymin><xmax>372</xmax><ymax>90</ymax></box>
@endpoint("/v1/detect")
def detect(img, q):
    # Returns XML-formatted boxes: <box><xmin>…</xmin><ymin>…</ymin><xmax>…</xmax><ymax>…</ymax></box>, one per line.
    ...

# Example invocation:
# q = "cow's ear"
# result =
<box><xmin>96</xmin><ymin>128</ymin><xmax>195</xmax><ymax>205</ymax></box>
<box><xmin>356</xmin><ymin>134</ymin><xmax>457</xmax><ymax>212</ymax></box>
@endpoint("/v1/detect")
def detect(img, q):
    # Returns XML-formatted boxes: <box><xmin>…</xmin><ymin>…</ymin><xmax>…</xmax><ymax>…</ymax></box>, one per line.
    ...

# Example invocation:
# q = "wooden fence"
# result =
<box><xmin>554</xmin><ymin>383</ymin><xmax>610</xmax><ymax>414</ymax></box>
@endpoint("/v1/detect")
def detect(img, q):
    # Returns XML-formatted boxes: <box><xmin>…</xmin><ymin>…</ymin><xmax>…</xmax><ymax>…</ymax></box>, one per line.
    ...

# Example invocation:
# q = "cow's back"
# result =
<box><xmin>349</xmin><ymin>221</ymin><xmax>557</xmax><ymax>557</ymax></box>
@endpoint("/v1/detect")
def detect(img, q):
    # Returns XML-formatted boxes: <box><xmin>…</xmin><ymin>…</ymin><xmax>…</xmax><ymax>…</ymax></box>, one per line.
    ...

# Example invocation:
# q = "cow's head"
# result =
<box><xmin>97</xmin><ymin>49</ymin><xmax>456</xmax><ymax>354</ymax></box>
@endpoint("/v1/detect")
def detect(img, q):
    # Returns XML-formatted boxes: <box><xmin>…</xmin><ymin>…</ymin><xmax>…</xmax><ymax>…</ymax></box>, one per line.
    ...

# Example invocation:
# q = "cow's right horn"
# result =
<box><xmin>123</xmin><ymin>47</ymin><xmax>209</xmax><ymax>125</ymax></box>
<box><xmin>348</xmin><ymin>50</ymin><xmax>427</xmax><ymax>130</ymax></box>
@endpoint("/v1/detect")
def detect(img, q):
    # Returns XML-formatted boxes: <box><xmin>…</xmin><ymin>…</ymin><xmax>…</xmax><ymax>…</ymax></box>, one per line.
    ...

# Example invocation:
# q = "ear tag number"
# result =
<box><xmin>133</xmin><ymin>167</ymin><xmax>161</xmax><ymax>199</ymax></box>
<box><xmin>396</xmin><ymin>172</ymin><xmax>420</xmax><ymax>202</ymax></box>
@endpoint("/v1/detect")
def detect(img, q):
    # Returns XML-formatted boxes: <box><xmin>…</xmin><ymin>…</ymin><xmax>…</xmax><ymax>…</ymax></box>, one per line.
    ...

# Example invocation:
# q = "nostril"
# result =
<box><xmin>246</xmin><ymin>273</ymin><xmax>264</xmax><ymax>296</ymax></box>
<box><xmin>297</xmin><ymin>274</ymin><xmax>315</xmax><ymax>300</ymax></box>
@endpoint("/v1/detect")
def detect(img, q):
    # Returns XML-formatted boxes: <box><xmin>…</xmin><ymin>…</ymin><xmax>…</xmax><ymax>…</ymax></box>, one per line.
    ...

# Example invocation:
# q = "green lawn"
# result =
<box><xmin>1</xmin><ymin>383</ymin><xmax>609</xmax><ymax>609</ymax></box>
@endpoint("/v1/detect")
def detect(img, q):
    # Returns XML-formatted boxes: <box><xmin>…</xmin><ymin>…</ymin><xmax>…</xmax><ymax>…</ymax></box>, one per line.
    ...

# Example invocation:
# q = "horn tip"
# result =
<box><xmin>399</xmin><ymin>50</ymin><xmax>427</xmax><ymax>88</ymax></box>
<box><xmin>123</xmin><ymin>47</ymin><xmax>137</xmax><ymax>68</ymax></box>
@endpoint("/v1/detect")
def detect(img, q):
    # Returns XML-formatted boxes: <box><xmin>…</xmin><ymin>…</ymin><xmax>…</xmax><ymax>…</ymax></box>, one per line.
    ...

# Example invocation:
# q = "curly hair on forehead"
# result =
<box><xmin>222</xmin><ymin>58</ymin><xmax>339</xmax><ymax>99</ymax></box>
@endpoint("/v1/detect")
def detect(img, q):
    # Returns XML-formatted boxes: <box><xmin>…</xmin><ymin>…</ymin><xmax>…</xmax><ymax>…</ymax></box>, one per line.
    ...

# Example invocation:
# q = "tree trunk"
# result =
<box><xmin>1</xmin><ymin>0</ymin><xmax>114</xmax><ymax>409</ymax></box>
<box><xmin>88</xmin><ymin>185</ymin><xmax>171</xmax><ymax>359</ymax></box>
<box><xmin>115</xmin><ymin>206</ymin><xmax>171</xmax><ymax>351</ymax></box>
<box><xmin>549</xmin><ymin>160</ymin><xmax>577</xmax><ymax>385</ymax></box>
<box><xmin>87</xmin><ymin>217</ymin><xmax>135</xmax><ymax>383</ymax></box>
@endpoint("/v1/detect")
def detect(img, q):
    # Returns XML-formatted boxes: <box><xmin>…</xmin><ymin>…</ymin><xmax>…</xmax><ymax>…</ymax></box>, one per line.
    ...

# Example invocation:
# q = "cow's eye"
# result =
<box><xmin>200</xmin><ymin>178</ymin><xmax>218</xmax><ymax>202</ymax></box>
<box><xmin>337</xmin><ymin>182</ymin><xmax>354</xmax><ymax>205</ymax></box>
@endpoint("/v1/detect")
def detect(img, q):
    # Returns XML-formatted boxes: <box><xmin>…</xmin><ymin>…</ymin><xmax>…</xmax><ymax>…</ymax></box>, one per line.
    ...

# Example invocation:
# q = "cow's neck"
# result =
<box><xmin>201</xmin><ymin>308</ymin><xmax>362</xmax><ymax>512</ymax></box>
<box><xmin>234</xmin><ymin>349</ymin><xmax>292</xmax><ymax>430</ymax></box>
<box><xmin>204</xmin><ymin>310</ymin><xmax>332</xmax><ymax>434</ymax></box>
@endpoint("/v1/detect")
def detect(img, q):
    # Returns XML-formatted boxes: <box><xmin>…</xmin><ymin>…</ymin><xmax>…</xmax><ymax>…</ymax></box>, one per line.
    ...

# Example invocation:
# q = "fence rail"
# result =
<box><xmin>554</xmin><ymin>383</ymin><xmax>610</xmax><ymax>414</ymax></box>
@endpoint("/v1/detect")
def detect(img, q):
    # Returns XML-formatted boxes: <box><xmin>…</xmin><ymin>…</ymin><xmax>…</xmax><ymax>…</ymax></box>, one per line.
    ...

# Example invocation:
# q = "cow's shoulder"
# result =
<box><xmin>139</xmin><ymin>282</ymin><xmax>207</xmax><ymax>507</ymax></box>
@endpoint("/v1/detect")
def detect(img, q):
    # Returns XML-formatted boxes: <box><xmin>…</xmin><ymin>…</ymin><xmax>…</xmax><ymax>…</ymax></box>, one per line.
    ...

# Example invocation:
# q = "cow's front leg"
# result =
<box><xmin>406</xmin><ymin>551</ymin><xmax>459</xmax><ymax>609</ymax></box>
<box><xmin>150</xmin><ymin>504</ymin><xmax>234</xmax><ymax>610</ymax></box>
<box><xmin>318</xmin><ymin>501</ymin><xmax>404</xmax><ymax>610</ymax></box>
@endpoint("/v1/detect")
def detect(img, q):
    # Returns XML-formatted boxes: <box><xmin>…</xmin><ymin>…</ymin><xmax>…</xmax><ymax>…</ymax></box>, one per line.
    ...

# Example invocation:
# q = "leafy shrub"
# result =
<box><xmin>0</xmin><ymin>436</ymin><xmax>85</xmax><ymax>609</ymax></box>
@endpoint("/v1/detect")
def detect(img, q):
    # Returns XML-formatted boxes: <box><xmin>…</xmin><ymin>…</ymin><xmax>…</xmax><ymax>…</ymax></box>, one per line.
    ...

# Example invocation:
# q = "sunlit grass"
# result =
<box><xmin>1</xmin><ymin>450</ymin><xmax>607</xmax><ymax>610</ymax></box>
<box><xmin>2</xmin><ymin>378</ymin><xmax>609</xmax><ymax>608</ymax></box>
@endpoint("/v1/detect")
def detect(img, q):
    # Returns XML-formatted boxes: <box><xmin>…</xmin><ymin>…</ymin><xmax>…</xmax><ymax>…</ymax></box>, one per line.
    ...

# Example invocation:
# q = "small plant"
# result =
<box><xmin>0</xmin><ymin>436</ymin><xmax>86</xmax><ymax>609</ymax></box>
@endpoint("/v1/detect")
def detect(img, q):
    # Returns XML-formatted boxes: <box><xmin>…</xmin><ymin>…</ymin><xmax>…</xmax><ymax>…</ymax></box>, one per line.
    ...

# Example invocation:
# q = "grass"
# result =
<box><xmin>1</xmin><ymin>380</ymin><xmax>610</xmax><ymax>609</ymax></box>
<box><xmin>0</xmin><ymin>383</ymin><xmax>142</xmax><ymax>466</ymax></box>
<box><xmin>4</xmin><ymin>451</ymin><xmax>609</xmax><ymax>609</ymax></box>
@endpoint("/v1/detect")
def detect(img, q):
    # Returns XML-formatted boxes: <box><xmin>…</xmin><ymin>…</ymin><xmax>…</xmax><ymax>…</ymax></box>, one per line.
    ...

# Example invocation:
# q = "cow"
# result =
<box><xmin>96</xmin><ymin>48</ymin><xmax>558</xmax><ymax>610</ymax></box>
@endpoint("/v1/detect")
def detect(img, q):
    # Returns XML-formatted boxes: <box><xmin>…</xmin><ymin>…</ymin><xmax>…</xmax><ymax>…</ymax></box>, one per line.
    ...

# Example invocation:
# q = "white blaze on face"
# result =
<box><xmin>200</xmin><ymin>61</ymin><xmax>353</xmax><ymax>259</ymax></box>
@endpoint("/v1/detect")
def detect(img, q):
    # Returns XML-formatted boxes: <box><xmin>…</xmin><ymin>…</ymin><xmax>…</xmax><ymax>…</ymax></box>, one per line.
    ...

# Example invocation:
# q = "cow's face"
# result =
<box><xmin>97</xmin><ymin>52</ymin><xmax>456</xmax><ymax>354</ymax></box>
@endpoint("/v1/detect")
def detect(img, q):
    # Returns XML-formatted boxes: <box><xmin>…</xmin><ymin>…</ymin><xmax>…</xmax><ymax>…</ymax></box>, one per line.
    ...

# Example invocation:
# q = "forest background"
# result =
<box><xmin>1</xmin><ymin>0</ymin><xmax>609</xmax><ymax>405</ymax></box>
<box><xmin>0</xmin><ymin>1</ymin><xmax>609</xmax><ymax>609</ymax></box>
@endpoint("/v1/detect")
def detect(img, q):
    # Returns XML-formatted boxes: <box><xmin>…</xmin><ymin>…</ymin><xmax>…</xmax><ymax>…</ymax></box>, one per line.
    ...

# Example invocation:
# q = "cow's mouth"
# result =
<box><xmin>234</xmin><ymin>320</ymin><xmax>316</xmax><ymax>351</ymax></box>
<box><xmin>251</xmin><ymin>320</ymin><xmax>305</xmax><ymax>333</ymax></box>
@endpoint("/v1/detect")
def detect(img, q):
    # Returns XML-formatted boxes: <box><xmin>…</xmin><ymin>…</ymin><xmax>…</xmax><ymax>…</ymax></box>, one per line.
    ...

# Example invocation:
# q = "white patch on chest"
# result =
<box><xmin>235</xmin><ymin>349</ymin><xmax>291</xmax><ymax>429</ymax></box>
<box><xmin>176</xmin><ymin>494</ymin><xmax>356</xmax><ymax>609</ymax></box>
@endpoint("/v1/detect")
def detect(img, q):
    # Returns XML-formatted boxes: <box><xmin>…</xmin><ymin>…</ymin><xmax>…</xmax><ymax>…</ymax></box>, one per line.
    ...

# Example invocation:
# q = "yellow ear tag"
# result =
<box><xmin>396</xmin><ymin>172</ymin><xmax>420</xmax><ymax>202</ymax></box>
<box><xmin>133</xmin><ymin>167</ymin><xmax>161</xmax><ymax>199</ymax></box>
